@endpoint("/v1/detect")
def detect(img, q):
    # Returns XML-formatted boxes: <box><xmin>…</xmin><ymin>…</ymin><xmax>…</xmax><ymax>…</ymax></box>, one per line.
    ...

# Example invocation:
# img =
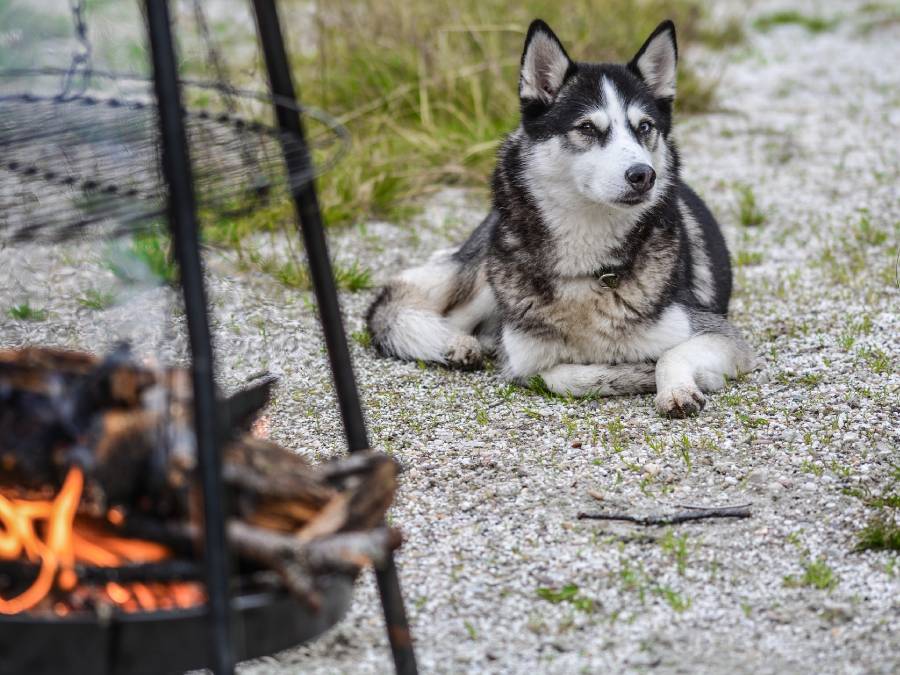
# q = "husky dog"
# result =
<box><xmin>367</xmin><ymin>20</ymin><xmax>757</xmax><ymax>417</ymax></box>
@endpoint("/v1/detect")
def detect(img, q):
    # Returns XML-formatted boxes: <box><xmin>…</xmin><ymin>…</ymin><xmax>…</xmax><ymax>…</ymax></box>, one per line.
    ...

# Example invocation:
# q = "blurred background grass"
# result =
<box><xmin>277</xmin><ymin>0</ymin><xmax>741</xmax><ymax>229</ymax></box>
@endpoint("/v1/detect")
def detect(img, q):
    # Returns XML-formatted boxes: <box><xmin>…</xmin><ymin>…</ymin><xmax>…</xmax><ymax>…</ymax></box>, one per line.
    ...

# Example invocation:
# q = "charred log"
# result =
<box><xmin>0</xmin><ymin>345</ymin><xmax>402</xmax><ymax>614</ymax></box>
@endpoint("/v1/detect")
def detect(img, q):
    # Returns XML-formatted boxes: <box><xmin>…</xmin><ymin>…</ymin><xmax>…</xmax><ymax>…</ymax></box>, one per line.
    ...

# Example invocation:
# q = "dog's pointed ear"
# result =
<box><xmin>628</xmin><ymin>20</ymin><xmax>678</xmax><ymax>101</ymax></box>
<box><xmin>519</xmin><ymin>19</ymin><xmax>573</xmax><ymax>104</ymax></box>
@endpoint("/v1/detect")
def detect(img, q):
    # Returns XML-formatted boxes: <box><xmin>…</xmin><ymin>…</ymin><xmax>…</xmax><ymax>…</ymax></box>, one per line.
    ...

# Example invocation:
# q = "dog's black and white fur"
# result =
<box><xmin>367</xmin><ymin>20</ymin><xmax>757</xmax><ymax>417</ymax></box>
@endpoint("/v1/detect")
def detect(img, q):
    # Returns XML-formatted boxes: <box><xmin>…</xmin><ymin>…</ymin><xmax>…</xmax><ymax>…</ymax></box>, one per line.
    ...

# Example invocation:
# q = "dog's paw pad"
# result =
<box><xmin>656</xmin><ymin>385</ymin><xmax>706</xmax><ymax>418</ymax></box>
<box><xmin>444</xmin><ymin>335</ymin><xmax>483</xmax><ymax>370</ymax></box>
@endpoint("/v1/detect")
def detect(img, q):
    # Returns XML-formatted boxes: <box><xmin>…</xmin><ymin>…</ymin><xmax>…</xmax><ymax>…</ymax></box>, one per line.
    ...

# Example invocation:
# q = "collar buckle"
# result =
<box><xmin>594</xmin><ymin>272</ymin><xmax>619</xmax><ymax>289</ymax></box>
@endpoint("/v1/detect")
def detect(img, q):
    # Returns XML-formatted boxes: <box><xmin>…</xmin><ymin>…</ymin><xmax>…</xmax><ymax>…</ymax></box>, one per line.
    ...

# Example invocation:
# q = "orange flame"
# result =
<box><xmin>0</xmin><ymin>467</ymin><xmax>203</xmax><ymax>615</ymax></box>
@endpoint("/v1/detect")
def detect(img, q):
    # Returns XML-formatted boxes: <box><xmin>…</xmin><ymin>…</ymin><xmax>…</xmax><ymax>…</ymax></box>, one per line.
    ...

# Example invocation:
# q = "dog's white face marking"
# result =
<box><xmin>626</xmin><ymin>103</ymin><xmax>647</xmax><ymax>130</ymax></box>
<box><xmin>568</xmin><ymin>78</ymin><xmax>653</xmax><ymax>205</ymax></box>
<box><xmin>526</xmin><ymin>77</ymin><xmax>670</xmax><ymax>217</ymax></box>
<box><xmin>588</xmin><ymin>108</ymin><xmax>611</xmax><ymax>133</ymax></box>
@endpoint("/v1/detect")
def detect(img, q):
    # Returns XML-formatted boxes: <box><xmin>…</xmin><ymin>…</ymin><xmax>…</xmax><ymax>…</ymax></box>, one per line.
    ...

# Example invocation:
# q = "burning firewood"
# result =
<box><xmin>0</xmin><ymin>345</ymin><xmax>401</xmax><ymax>615</ymax></box>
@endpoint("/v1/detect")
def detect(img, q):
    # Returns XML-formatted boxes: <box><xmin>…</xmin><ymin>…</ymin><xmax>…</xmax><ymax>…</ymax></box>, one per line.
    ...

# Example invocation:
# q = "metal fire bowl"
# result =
<box><xmin>0</xmin><ymin>575</ymin><xmax>354</xmax><ymax>675</ymax></box>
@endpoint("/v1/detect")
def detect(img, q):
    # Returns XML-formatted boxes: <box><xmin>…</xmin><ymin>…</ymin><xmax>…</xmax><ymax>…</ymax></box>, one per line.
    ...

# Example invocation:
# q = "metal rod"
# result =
<box><xmin>249</xmin><ymin>1</ymin><xmax>418</xmax><ymax>672</ymax></box>
<box><xmin>249</xmin><ymin>0</ymin><xmax>368</xmax><ymax>451</ymax></box>
<box><xmin>144</xmin><ymin>2</ymin><xmax>235</xmax><ymax>673</ymax></box>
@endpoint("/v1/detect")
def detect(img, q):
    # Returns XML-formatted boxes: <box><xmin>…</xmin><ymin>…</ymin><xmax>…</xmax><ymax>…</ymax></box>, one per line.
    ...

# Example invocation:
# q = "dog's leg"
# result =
<box><xmin>654</xmin><ymin>332</ymin><xmax>757</xmax><ymax>418</ymax></box>
<box><xmin>540</xmin><ymin>362</ymin><xmax>657</xmax><ymax>397</ymax></box>
<box><xmin>442</xmin><ymin>283</ymin><xmax>496</xmax><ymax>369</ymax></box>
<box><xmin>501</xmin><ymin>327</ymin><xmax>656</xmax><ymax>396</ymax></box>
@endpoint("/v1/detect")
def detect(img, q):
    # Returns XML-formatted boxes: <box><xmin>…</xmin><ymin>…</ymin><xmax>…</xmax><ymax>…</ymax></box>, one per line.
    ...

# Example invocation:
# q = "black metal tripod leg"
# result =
<box><xmin>145</xmin><ymin>2</ymin><xmax>235</xmax><ymax>673</ymax></box>
<box><xmin>249</xmin><ymin>1</ymin><xmax>418</xmax><ymax>673</ymax></box>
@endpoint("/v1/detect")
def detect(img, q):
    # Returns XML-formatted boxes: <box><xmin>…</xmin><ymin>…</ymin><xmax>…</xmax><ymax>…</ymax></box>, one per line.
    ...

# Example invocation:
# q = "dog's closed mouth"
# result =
<box><xmin>616</xmin><ymin>195</ymin><xmax>648</xmax><ymax>206</ymax></box>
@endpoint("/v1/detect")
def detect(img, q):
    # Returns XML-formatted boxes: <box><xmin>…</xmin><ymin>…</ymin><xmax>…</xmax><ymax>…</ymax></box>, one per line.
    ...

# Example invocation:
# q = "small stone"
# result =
<box><xmin>643</xmin><ymin>463</ymin><xmax>661</xmax><ymax>477</ymax></box>
<box><xmin>724</xmin><ymin>476</ymin><xmax>738</xmax><ymax>486</ymax></box>
<box><xmin>498</xmin><ymin>484</ymin><xmax>519</xmax><ymax>498</ymax></box>
<box><xmin>571</xmin><ymin>440</ymin><xmax>583</xmax><ymax>449</ymax></box>
<box><xmin>746</xmin><ymin>470</ymin><xmax>768</xmax><ymax>486</ymax></box>
<box><xmin>821</xmin><ymin>601</ymin><xmax>854</xmax><ymax>623</ymax></box>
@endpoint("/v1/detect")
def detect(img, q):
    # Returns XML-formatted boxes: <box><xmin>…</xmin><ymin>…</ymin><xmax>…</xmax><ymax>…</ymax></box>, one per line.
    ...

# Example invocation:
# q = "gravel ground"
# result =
<box><xmin>2</xmin><ymin>0</ymin><xmax>898</xmax><ymax>673</ymax></box>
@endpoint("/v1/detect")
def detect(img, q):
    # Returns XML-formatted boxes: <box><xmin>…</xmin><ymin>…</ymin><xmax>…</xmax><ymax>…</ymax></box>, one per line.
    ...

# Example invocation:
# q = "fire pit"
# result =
<box><xmin>0</xmin><ymin>583</ymin><xmax>353</xmax><ymax>675</ymax></box>
<box><xmin>0</xmin><ymin>347</ymin><xmax>401</xmax><ymax>674</ymax></box>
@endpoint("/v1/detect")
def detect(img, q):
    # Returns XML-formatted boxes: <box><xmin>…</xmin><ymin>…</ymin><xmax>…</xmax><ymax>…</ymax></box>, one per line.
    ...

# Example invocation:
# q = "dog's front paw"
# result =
<box><xmin>656</xmin><ymin>384</ymin><xmax>706</xmax><ymax>418</ymax></box>
<box><xmin>444</xmin><ymin>335</ymin><xmax>483</xmax><ymax>370</ymax></box>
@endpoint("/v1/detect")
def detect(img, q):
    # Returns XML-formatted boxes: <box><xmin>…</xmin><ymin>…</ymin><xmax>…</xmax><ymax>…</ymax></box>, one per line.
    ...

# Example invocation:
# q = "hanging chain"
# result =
<box><xmin>192</xmin><ymin>0</ymin><xmax>268</xmax><ymax>194</ymax></box>
<box><xmin>191</xmin><ymin>0</ymin><xmax>238</xmax><ymax>110</ymax></box>
<box><xmin>58</xmin><ymin>0</ymin><xmax>93</xmax><ymax>99</ymax></box>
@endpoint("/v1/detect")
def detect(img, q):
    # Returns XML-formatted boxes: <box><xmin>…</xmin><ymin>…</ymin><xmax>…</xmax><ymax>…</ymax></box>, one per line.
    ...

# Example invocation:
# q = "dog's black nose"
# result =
<box><xmin>625</xmin><ymin>164</ymin><xmax>656</xmax><ymax>193</ymax></box>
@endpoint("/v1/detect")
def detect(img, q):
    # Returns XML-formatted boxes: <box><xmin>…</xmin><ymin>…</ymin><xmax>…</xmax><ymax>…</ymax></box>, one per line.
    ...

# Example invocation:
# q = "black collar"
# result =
<box><xmin>585</xmin><ymin>220</ymin><xmax>651</xmax><ymax>289</ymax></box>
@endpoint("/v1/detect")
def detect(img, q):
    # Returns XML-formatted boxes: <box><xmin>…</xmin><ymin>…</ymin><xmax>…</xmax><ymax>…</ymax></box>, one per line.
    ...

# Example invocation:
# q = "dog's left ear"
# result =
<box><xmin>628</xmin><ymin>20</ymin><xmax>678</xmax><ymax>101</ymax></box>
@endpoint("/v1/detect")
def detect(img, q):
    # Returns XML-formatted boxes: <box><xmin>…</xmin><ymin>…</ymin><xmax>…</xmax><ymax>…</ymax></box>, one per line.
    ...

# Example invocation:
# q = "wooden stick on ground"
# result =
<box><xmin>576</xmin><ymin>505</ymin><xmax>752</xmax><ymax>526</ymax></box>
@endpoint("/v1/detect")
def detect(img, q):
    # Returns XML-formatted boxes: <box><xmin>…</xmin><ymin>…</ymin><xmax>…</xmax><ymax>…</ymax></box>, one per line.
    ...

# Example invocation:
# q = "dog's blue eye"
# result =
<box><xmin>638</xmin><ymin>120</ymin><xmax>654</xmax><ymax>134</ymax></box>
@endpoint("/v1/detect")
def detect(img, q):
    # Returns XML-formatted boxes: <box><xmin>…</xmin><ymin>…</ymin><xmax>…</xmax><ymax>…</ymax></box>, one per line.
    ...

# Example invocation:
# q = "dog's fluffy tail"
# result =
<box><xmin>365</xmin><ymin>252</ymin><xmax>462</xmax><ymax>364</ymax></box>
<box><xmin>366</xmin><ymin>287</ymin><xmax>457</xmax><ymax>363</ymax></box>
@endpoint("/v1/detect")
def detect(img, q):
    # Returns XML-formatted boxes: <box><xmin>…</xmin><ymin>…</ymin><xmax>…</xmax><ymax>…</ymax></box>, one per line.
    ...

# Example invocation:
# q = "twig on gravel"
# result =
<box><xmin>673</xmin><ymin>502</ymin><xmax>751</xmax><ymax>511</ymax></box>
<box><xmin>576</xmin><ymin>505</ymin><xmax>752</xmax><ymax>526</ymax></box>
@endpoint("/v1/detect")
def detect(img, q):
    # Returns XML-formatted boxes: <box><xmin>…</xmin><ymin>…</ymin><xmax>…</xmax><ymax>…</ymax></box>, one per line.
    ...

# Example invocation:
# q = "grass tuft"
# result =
<box><xmin>333</xmin><ymin>261</ymin><xmax>373</xmax><ymax>292</ymax></box>
<box><xmin>351</xmin><ymin>329</ymin><xmax>373</xmax><ymax>348</ymax></box>
<box><xmin>7</xmin><ymin>303</ymin><xmax>49</xmax><ymax>321</ymax></box>
<box><xmin>660</xmin><ymin>530</ymin><xmax>689</xmax><ymax>576</ymax></box>
<box><xmin>753</xmin><ymin>11</ymin><xmax>837</xmax><ymax>34</ymax></box>
<box><xmin>735</xmin><ymin>183</ymin><xmax>765</xmax><ymax>227</ymax></box>
<box><xmin>854</xmin><ymin>211</ymin><xmax>888</xmax><ymax>246</ymax></box>
<box><xmin>657</xmin><ymin>585</ymin><xmax>691</xmax><ymax>612</ymax></box>
<box><xmin>107</xmin><ymin>232</ymin><xmax>178</xmax><ymax>285</ymax></box>
<box><xmin>784</xmin><ymin>557</ymin><xmax>838</xmax><ymax>590</ymax></box>
<box><xmin>859</xmin><ymin>347</ymin><xmax>892</xmax><ymax>375</ymax></box>
<box><xmin>855</xmin><ymin>515</ymin><xmax>900</xmax><ymax>552</ymax></box>
<box><xmin>734</xmin><ymin>250</ymin><xmax>764</xmax><ymax>267</ymax></box>
<box><xmin>536</xmin><ymin>584</ymin><xmax>595</xmax><ymax>613</ymax></box>
<box><xmin>78</xmin><ymin>289</ymin><xmax>116</xmax><ymax>311</ymax></box>
<box><xmin>527</xmin><ymin>374</ymin><xmax>551</xmax><ymax>397</ymax></box>
<box><xmin>242</xmin><ymin>250</ymin><xmax>372</xmax><ymax>292</ymax></box>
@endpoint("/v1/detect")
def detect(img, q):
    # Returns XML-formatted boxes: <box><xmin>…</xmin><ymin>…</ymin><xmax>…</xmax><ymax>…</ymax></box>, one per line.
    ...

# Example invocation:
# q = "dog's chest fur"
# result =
<box><xmin>487</xmin><ymin>204</ymin><xmax>689</xmax><ymax>364</ymax></box>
